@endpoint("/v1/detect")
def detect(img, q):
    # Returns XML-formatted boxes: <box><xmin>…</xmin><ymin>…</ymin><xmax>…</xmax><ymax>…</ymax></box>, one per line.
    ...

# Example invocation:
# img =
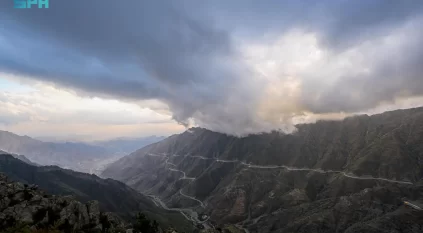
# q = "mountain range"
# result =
<box><xmin>103</xmin><ymin>107</ymin><xmax>423</xmax><ymax>232</ymax></box>
<box><xmin>0</xmin><ymin>153</ymin><xmax>193</xmax><ymax>232</ymax></box>
<box><xmin>1</xmin><ymin>107</ymin><xmax>422</xmax><ymax>232</ymax></box>
<box><xmin>91</xmin><ymin>136</ymin><xmax>166</xmax><ymax>154</ymax></box>
<box><xmin>0</xmin><ymin>131</ymin><xmax>165</xmax><ymax>174</ymax></box>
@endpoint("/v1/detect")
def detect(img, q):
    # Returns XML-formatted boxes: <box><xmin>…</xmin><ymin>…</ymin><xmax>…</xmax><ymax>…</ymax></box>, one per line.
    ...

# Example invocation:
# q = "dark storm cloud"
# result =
<box><xmin>0</xmin><ymin>0</ymin><xmax>423</xmax><ymax>134</ymax></box>
<box><xmin>0</xmin><ymin>0</ymin><xmax>251</xmax><ymax>127</ymax></box>
<box><xmin>203</xmin><ymin>0</ymin><xmax>423</xmax><ymax>47</ymax></box>
<box><xmin>0</xmin><ymin>0</ymin><xmax>232</xmax><ymax>94</ymax></box>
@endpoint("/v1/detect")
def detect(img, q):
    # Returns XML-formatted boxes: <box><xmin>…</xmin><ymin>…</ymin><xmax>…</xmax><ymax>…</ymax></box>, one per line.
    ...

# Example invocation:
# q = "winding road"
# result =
<box><xmin>216</xmin><ymin>159</ymin><xmax>239</xmax><ymax>163</ymax></box>
<box><xmin>241</xmin><ymin>162</ymin><xmax>413</xmax><ymax>185</ymax></box>
<box><xmin>404</xmin><ymin>201</ymin><xmax>423</xmax><ymax>210</ymax></box>
<box><xmin>189</xmin><ymin>155</ymin><xmax>213</xmax><ymax>160</ymax></box>
<box><xmin>169</xmin><ymin>168</ymin><xmax>196</xmax><ymax>180</ymax></box>
<box><xmin>146</xmin><ymin>194</ymin><xmax>211</xmax><ymax>228</ymax></box>
<box><xmin>340</xmin><ymin>172</ymin><xmax>412</xmax><ymax>185</ymax></box>
<box><xmin>179</xmin><ymin>189</ymin><xmax>206</xmax><ymax>208</ymax></box>
<box><xmin>148</xmin><ymin>153</ymin><xmax>413</xmax><ymax>185</ymax></box>
<box><xmin>144</xmin><ymin>152</ymin><xmax>415</xmax><ymax>233</ymax></box>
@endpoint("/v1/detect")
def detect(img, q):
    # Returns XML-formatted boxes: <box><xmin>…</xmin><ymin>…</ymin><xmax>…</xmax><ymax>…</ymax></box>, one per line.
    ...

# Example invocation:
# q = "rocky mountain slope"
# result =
<box><xmin>103</xmin><ymin>107</ymin><xmax>423</xmax><ymax>232</ymax></box>
<box><xmin>0</xmin><ymin>154</ymin><xmax>193</xmax><ymax>232</ymax></box>
<box><xmin>0</xmin><ymin>173</ymin><xmax>125</xmax><ymax>232</ymax></box>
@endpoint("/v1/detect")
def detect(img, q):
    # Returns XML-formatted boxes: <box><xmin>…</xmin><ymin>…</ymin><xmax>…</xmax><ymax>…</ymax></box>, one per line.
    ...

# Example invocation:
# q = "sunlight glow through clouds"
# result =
<box><xmin>1</xmin><ymin>1</ymin><xmax>423</xmax><ymax>136</ymax></box>
<box><xmin>1</xmin><ymin>14</ymin><xmax>423</xmax><ymax>139</ymax></box>
<box><xmin>240</xmin><ymin>27</ymin><xmax>423</xmax><ymax>127</ymax></box>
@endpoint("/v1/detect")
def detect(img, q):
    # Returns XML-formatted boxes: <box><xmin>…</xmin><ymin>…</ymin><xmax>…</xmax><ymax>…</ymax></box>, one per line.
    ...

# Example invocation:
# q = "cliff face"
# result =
<box><xmin>102</xmin><ymin>107</ymin><xmax>423</xmax><ymax>232</ymax></box>
<box><xmin>0</xmin><ymin>173</ymin><xmax>125</xmax><ymax>232</ymax></box>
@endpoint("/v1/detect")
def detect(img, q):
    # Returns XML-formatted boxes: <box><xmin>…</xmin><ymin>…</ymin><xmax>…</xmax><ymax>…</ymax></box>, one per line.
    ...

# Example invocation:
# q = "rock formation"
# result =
<box><xmin>0</xmin><ymin>173</ymin><xmax>125</xmax><ymax>232</ymax></box>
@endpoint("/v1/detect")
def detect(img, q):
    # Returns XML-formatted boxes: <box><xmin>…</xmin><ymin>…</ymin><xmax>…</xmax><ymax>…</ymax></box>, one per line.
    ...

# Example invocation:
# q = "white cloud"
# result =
<box><xmin>0</xmin><ymin>1</ymin><xmax>422</xmax><ymax>137</ymax></box>
<box><xmin>237</xmin><ymin>20</ymin><xmax>423</xmax><ymax>129</ymax></box>
<box><xmin>0</xmin><ymin>75</ymin><xmax>183</xmax><ymax>140</ymax></box>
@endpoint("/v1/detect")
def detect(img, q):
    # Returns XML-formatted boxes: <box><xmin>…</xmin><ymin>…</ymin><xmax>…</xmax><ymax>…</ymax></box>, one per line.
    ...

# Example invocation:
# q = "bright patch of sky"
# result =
<box><xmin>0</xmin><ymin>76</ymin><xmax>34</xmax><ymax>92</ymax></box>
<box><xmin>0</xmin><ymin>75</ymin><xmax>183</xmax><ymax>141</ymax></box>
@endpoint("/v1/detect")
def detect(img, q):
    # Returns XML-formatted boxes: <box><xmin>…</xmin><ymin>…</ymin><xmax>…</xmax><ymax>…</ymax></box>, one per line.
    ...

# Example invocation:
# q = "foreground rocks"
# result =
<box><xmin>0</xmin><ymin>173</ymin><xmax>125</xmax><ymax>232</ymax></box>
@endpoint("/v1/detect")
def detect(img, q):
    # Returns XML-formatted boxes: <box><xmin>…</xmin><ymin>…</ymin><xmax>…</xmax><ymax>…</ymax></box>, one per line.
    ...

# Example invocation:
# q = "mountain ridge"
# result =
<box><xmin>0</xmin><ymin>172</ymin><xmax>127</xmax><ymax>232</ymax></box>
<box><xmin>0</xmin><ymin>153</ymin><xmax>193</xmax><ymax>232</ymax></box>
<box><xmin>0</xmin><ymin>130</ymin><xmax>113</xmax><ymax>173</ymax></box>
<box><xmin>0</xmin><ymin>130</ymin><xmax>166</xmax><ymax>174</ymax></box>
<box><xmin>103</xmin><ymin>107</ymin><xmax>423</xmax><ymax>232</ymax></box>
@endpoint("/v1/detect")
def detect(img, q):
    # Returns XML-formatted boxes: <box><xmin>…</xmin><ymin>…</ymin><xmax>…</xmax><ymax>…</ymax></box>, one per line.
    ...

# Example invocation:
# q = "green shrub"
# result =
<box><xmin>0</xmin><ymin>223</ymin><xmax>31</xmax><ymax>233</ymax></box>
<box><xmin>133</xmin><ymin>213</ymin><xmax>159</xmax><ymax>233</ymax></box>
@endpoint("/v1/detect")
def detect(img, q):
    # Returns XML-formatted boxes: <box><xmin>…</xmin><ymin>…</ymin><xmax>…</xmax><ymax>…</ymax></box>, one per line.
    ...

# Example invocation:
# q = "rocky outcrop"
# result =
<box><xmin>0</xmin><ymin>173</ymin><xmax>125</xmax><ymax>232</ymax></box>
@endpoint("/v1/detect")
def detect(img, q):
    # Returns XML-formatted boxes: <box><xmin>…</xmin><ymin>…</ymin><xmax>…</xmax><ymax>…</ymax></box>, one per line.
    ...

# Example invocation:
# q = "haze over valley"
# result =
<box><xmin>0</xmin><ymin>130</ymin><xmax>165</xmax><ymax>174</ymax></box>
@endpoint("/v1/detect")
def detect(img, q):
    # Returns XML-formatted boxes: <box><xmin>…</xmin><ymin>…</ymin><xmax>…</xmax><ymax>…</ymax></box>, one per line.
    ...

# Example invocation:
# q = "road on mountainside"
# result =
<box><xmin>242</xmin><ymin>162</ymin><xmax>413</xmax><ymax>185</ymax></box>
<box><xmin>148</xmin><ymin>153</ymin><xmax>414</xmax><ymax>185</ymax></box>
<box><xmin>179</xmin><ymin>189</ymin><xmax>206</xmax><ymax>208</ymax></box>
<box><xmin>146</xmin><ymin>194</ymin><xmax>212</xmax><ymax>229</ymax></box>
<box><xmin>404</xmin><ymin>201</ymin><xmax>423</xmax><ymax>210</ymax></box>
<box><xmin>216</xmin><ymin>159</ymin><xmax>239</xmax><ymax>163</ymax></box>
<box><xmin>144</xmin><ymin>152</ymin><xmax>414</xmax><ymax>233</ymax></box>
<box><xmin>169</xmin><ymin>168</ymin><xmax>196</xmax><ymax>180</ymax></box>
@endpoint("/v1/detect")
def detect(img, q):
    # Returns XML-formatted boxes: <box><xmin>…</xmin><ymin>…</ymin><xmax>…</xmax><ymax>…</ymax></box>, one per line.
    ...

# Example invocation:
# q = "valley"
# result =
<box><xmin>0</xmin><ymin>131</ymin><xmax>165</xmax><ymax>174</ymax></box>
<box><xmin>130</xmin><ymin>152</ymin><xmax>417</xmax><ymax>231</ymax></box>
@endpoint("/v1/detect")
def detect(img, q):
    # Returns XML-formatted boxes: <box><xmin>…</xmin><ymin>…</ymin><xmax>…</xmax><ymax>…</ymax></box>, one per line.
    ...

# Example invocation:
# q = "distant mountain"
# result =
<box><xmin>0</xmin><ymin>153</ymin><xmax>193</xmax><ymax>232</ymax></box>
<box><xmin>91</xmin><ymin>136</ymin><xmax>166</xmax><ymax>154</ymax></box>
<box><xmin>0</xmin><ymin>131</ymin><xmax>165</xmax><ymax>174</ymax></box>
<box><xmin>0</xmin><ymin>149</ymin><xmax>38</xmax><ymax>166</ymax></box>
<box><xmin>0</xmin><ymin>130</ymin><xmax>115</xmax><ymax>173</ymax></box>
<box><xmin>103</xmin><ymin>107</ymin><xmax>423</xmax><ymax>232</ymax></box>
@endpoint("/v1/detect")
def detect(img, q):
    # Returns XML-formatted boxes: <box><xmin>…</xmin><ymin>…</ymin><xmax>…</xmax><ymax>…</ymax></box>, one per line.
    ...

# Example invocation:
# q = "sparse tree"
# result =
<box><xmin>133</xmin><ymin>213</ymin><xmax>158</xmax><ymax>233</ymax></box>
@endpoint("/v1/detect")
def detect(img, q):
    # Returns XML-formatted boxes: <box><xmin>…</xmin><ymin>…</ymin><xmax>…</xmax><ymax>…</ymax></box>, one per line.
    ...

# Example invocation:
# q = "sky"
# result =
<box><xmin>0</xmin><ymin>0</ymin><xmax>423</xmax><ymax>140</ymax></box>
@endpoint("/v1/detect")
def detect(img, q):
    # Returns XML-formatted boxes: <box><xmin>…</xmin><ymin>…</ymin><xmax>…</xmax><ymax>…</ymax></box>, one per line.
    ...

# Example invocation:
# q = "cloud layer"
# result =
<box><xmin>1</xmin><ymin>0</ymin><xmax>423</xmax><ymax>135</ymax></box>
<box><xmin>0</xmin><ymin>77</ymin><xmax>182</xmax><ymax>140</ymax></box>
